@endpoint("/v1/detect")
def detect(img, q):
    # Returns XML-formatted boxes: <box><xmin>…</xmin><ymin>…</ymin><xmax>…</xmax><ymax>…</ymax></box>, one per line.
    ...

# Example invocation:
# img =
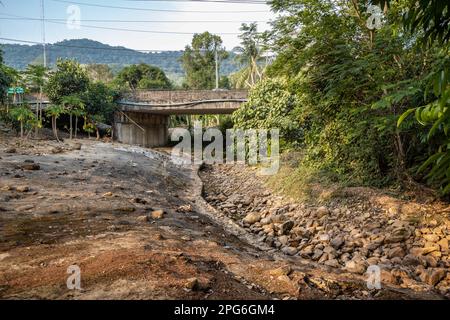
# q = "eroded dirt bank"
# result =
<box><xmin>0</xmin><ymin>132</ymin><xmax>445</xmax><ymax>299</ymax></box>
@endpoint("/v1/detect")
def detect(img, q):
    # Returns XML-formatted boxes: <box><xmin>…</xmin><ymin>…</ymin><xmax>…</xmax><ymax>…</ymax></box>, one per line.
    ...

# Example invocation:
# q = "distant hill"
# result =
<box><xmin>0</xmin><ymin>38</ymin><xmax>240</xmax><ymax>77</ymax></box>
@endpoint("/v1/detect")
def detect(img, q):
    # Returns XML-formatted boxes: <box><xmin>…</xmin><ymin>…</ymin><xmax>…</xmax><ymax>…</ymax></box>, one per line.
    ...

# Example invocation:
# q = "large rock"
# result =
<box><xmin>281</xmin><ymin>246</ymin><xmax>298</xmax><ymax>256</ymax></box>
<box><xmin>419</xmin><ymin>268</ymin><xmax>447</xmax><ymax>286</ymax></box>
<box><xmin>387</xmin><ymin>247</ymin><xmax>406</xmax><ymax>259</ymax></box>
<box><xmin>438</xmin><ymin>238</ymin><xmax>449</xmax><ymax>253</ymax></box>
<box><xmin>316</xmin><ymin>206</ymin><xmax>330</xmax><ymax>218</ymax></box>
<box><xmin>344</xmin><ymin>260</ymin><xmax>366</xmax><ymax>274</ymax></box>
<box><xmin>423</xmin><ymin>234</ymin><xmax>440</xmax><ymax>242</ymax></box>
<box><xmin>385</xmin><ymin>227</ymin><xmax>411</xmax><ymax>243</ymax></box>
<box><xmin>330</xmin><ymin>236</ymin><xmax>344</xmax><ymax>250</ymax></box>
<box><xmin>243</xmin><ymin>212</ymin><xmax>261</xmax><ymax>225</ymax></box>
<box><xmin>280</xmin><ymin>220</ymin><xmax>294</xmax><ymax>235</ymax></box>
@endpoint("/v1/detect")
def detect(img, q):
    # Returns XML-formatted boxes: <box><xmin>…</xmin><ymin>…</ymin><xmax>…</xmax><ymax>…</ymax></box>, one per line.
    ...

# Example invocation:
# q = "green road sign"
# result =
<box><xmin>7</xmin><ymin>87</ymin><xmax>24</xmax><ymax>95</ymax></box>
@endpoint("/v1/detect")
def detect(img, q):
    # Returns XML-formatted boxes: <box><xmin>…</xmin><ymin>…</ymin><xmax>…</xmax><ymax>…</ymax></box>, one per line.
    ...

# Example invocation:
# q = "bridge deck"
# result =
<box><xmin>118</xmin><ymin>90</ymin><xmax>248</xmax><ymax>115</ymax></box>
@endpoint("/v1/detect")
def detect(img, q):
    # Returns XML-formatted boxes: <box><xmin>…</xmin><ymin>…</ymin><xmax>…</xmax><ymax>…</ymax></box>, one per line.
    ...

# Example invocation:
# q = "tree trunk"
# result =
<box><xmin>69</xmin><ymin>113</ymin><xmax>73</xmax><ymax>139</ymax></box>
<box><xmin>96</xmin><ymin>127</ymin><xmax>100</xmax><ymax>140</ymax></box>
<box><xmin>20</xmin><ymin>121</ymin><xmax>23</xmax><ymax>138</ymax></box>
<box><xmin>75</xmin><ymin>116</ymin><xmax>78</xmax><ymax>138</ymax></box>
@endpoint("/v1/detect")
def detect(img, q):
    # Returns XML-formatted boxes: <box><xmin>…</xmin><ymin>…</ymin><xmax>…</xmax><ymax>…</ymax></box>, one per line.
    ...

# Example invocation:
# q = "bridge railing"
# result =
<box><xmin>122</xmin><ymin>90</ymin><xmax>248</xmax><ymax>104</ymax></box>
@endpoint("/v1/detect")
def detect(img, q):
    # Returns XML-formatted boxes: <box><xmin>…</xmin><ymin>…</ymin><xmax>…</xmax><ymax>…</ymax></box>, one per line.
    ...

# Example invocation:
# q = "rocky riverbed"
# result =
<box><xmin>200</xmin><ymin>164</ymin><xmax>450</xmax><ymax>297</ymax></box>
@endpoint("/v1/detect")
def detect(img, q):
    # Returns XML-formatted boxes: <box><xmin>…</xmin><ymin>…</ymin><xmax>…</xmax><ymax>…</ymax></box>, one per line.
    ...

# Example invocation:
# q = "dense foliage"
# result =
<box><xmin>233</xmin><ymin>0</ymin><xmax>450</xmax><ymax>193</ymax></box>
<box><xmin>114</xmin><ymin>63</ymin><xmax>172</xmax><ymax>90</ymax></box>
<box><xmin>181</xmin><ymin>32</ymin><xmax>228</xmax><ymax>89</ymax></box>
<box><xmin>45</xmin><ymin>59</ymin><xmax>89</xmax><ymax>104</ymax></box>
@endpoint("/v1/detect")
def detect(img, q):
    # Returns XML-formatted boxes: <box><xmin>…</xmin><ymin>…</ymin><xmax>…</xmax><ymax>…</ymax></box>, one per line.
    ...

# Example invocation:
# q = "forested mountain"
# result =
<box><xmin>0</xmin><ymin>38</ymin><xmax>240</xmax><ymax>77</ymax></box>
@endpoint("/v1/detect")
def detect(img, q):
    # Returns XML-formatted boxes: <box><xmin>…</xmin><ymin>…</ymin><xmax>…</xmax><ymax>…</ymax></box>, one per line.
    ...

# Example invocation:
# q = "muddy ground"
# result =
<box><xmin>0</xmin><ymin>131</ymin><xmax>445</xmax><ymax>299</ymax></box>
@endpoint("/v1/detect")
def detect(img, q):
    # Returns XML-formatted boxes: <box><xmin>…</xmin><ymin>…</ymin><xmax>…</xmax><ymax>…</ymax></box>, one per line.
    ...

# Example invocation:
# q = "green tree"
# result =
<box><xmin>85</xmin><ymin>64</ymin><xmax>114</xmax><ymax>83</ymax></box>
<box><xmin>46</xmin><ymin>104</ymin><xmax>65</xmax><ymax>141</ymax></box>
<box><xmin>0</xmin><ymin>50</ymin><xmax>13</xmax><ymax>104</ymax></box>
<box><xmin>115</xmin><ymin>63</ymin><xmax>171</xmax><ymax>90</ymax></box>
<box><xmin>81</xmin><ymin>82</ymin><xmax>117</xmax><ymax>125</ymax></box>
<box><xmin>24</xmin><ymin>64</ymin><xmax>49</xmax><ymax>135</ymax></box>
<box><xmin>181</xmin><ymin>32</ymin><xmax>228</xmax><ymax>89</ymax></box>
<box><xmin>10</xmin><ymin>105</ymin><xmax>36</xmax><ymax>138</ymax></box>
<box><xmin>231</xmin><ymin>23</ymin><xmax>265</xmax><ymax>89</ymax></box>
<box><xmin>45</xmin><ymin>59</ymin><xmax>89</xmax><ymax>104</ymax></box>
<box><xmin>62</xmin><ymin>95</ymin><xmax>84</xmax><ymax>139</ymax></box>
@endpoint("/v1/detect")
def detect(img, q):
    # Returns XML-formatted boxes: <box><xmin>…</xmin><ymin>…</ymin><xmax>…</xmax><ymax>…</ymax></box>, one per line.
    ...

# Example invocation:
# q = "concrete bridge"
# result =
<box><xmin>115</xmin><ymin>90</ymin><xmax>248</xmax><ymax>147</ymax></box>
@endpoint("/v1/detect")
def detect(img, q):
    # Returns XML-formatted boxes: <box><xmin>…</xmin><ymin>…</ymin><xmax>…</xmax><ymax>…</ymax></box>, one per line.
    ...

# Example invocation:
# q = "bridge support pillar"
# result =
<box><xmin>114</xmin><ymin>112</ymin><xmax>169</xmax><ymax>148</ymax></box>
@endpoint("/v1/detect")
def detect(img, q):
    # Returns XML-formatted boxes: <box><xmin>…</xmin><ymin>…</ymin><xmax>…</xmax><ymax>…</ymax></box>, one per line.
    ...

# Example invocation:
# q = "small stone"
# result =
<box><xmin>422</xmin><ymin>255</ymin><xmax>438</xmax><ymax>268</ymax></box>
<box><xmin>330</xmin><ymin>236</ymin><xmax>344</xmax><ymax>250</ymax></box>
<box><xmin>102</xmin><ymin>192</ymin><xmax>113</xmax><ymax>197</ymax></box>
<box><xmin>269</xmin><ymin>266</ymin><xmax>292</xmax><ymax>277</ymax></box>
<box><xmin>15</xmin><ymin>186</ymin><xmax>30</xmax><ymax>192</ymax></box>
<box><xmin>345</xmin><ymin>260</ymin><xmax>366</xmax><ymax>274</ymax></box>
<box><xmin>136</xmin><ymin>215</ymin><xmax>149</xmax><ymax>222</ymax></box>
<box><xmin>423</xmin><ymin>234</ymin><xmax>440</xmax><ymax>242</ymax></box>
<box><xmin>51</xmin><ymin>146</ymin><xmax>63</xmax><ymax>154</ymax></box>
<box><xmin>70</xmin><ymin>143</ymin><xmax>82</xmax><ymax>150</ymax></box>
<box><xmin>281</xmin><ymin>246</ymin><xmax>298</xmax><ymax>256</ymax></box>
<box><xmin>438</xmin><ymin>238</ymin><xmax>449</xmax><ymax>252</ymax></box>
<box><xmin>385</xmin><ymin>227</ymin><xmax>411</xmax><ymax>243</ymax></box>
<box><xmin>243</xmin><ymin>212</ymin><xmax>261</xmax><ymax>225</ymax></box>
<box><xmin>312</xmin><ymin>249</ymin><xmax>324</xmax><ymax>260</ymax></box>
<box><xmin>21</xmin><ymin>163</ymin><xmax>40</xmax><ymax>170</ymax></box>
<box><xmin>185</xmin><ymin>277</ymin><xmax>200</xmax><ymax>290</ymax></box>
<box><xmin>278</xmin><ymin>235</ymin><xmax>289</xmax><ymax>245</ymax></box>
<box><xmin>4</xmin><ymin>147</ymin><xmax>16</xmax><ymax>153</ymax></box>
<box><xmin>177</xmin><ymin>204</ymin><xmax>193</xmax><ymax>213</ymax></box>
<box><xmin>324</xmin><ymin>259</ymin><xmax>340</xmax><ymax>268</ymax></box>
<box><xmin>402</xmin><ymin>254</ymin><xmax>421</xmax><ymax>266</ymax></box>
<box><xmin>316</xmin><ymin>206</ymin><xmax>329</xmax><ymax>218</ymax></box>
<box><xmin>15</xmin><ymin>204</ymin><xmax>34</xmax><ymax>212</ymax></box>
<box><xmin>151</xmin><ymin>210</ymin><xmax>165</xmax><ymax>220</ymax></box>
<box><xmin>280</xmin><ymin>220</ymin><xmax>294</xmax><ymax>235</ymax></box>
<box><xmin>387</xmin><ymin>247</ymin><xmax>405</xmax><ymax>259</ymax></box>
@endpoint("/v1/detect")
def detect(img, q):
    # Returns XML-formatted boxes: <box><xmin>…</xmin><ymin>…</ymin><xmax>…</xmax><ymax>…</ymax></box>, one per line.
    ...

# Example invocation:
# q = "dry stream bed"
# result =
<box><xmin>0</xmin><ymin>133</ymin><xmax>447</xmax><ymax>299</ymax></box>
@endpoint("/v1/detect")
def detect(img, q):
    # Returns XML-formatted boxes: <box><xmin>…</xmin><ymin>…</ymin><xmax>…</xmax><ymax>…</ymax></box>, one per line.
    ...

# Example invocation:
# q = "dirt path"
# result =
<box><xmin>0</xmin><ymin>136</ymin><xmax>444</xmax><ymax>299</ymax></box>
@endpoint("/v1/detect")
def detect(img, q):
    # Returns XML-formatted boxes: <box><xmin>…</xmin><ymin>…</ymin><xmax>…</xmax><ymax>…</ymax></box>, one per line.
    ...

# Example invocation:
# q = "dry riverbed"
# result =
<box><xmin>0</xmin><ymin>130</ymin><xmax>446</xmax><ymax>299</ymax></box>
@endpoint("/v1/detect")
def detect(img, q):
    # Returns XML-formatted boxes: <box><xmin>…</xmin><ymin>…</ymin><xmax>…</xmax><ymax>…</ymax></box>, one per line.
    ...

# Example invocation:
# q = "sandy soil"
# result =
<box><xmin>0</xmin><ymin>132</ymin><xmax>444</xmax><ymax>300</ymax></box>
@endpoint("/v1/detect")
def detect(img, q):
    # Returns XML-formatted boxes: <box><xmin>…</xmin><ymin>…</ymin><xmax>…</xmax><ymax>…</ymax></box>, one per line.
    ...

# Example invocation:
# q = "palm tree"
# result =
<box><xmin>232</xmin><ymin>23</ymin><xmax>265</xmax><ymax>89</ymax></box>
<box><xmin>24</xmin><ymin>64</ymin><xmax>48</xmax><ymax>136</ymax></box>
<box><xmin>61</xmin><ymin>95</ymin><xmax>84</xmax><ymax>139</ymax></box>
<box><xmin>46</xmin><ymin>104</ymin><xmax>65</xmax><ymax>142</ymax></box>
<box><xmin>72</xmin><ymin>106</ymin><xmax>85</xmax><ymax>138</ymax></box>
<box><xmin>10</xmin><ymin>105</ymin><xmax>35</xmax><ymax>138</ymax></box>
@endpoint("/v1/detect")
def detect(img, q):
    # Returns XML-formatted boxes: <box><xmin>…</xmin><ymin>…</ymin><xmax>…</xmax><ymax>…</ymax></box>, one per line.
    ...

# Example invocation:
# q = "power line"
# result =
<box><xmin>0</xmin><ymin>16</ymin><xmax>269</xmax><ymax>24</ymax></box>
<box><xmin>0</xmin><ymin>13</ymin><xmax>262</xmax><ymax>35</ymax></box>
<box><xmin>50</xmin><ymin>0</ymin><xmax>269</xmax><ymax>13</ymax></box>
<box><xmin>127</xmin><ymin>0</ymin><xmax>268</xmax><ymax>3</ymax></box>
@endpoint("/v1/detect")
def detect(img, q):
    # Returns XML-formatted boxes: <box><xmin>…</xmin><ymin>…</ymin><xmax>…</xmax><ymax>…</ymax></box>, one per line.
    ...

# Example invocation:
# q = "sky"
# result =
<box><xmin>0</xmin><ymin>0</ymin><xmax>274</xmax><ymax>51</ymax></box>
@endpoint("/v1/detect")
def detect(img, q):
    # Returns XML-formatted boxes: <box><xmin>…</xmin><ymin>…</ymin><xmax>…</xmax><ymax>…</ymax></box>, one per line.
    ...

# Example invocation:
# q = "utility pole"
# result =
<box><xmin>41</xmin><ymin>0</ymin><xmax>46</xmax><ymax>67</ymax></box>
<box><xmin>215</xmin><ymin>45</ymin><xmax>219</xmax><ymax>90</ymax></box>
